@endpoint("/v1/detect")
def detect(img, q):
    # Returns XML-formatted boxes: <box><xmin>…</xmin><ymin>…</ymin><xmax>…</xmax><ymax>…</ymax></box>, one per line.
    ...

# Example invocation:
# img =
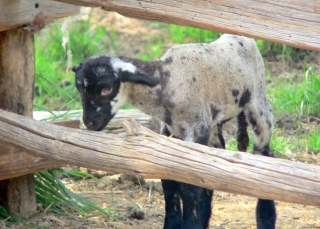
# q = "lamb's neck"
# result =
<box><xmin>121</xmin><ymin>58</ymin><xmax>166</xmax><ymax>121</ymax></box>
<box><xmin>125</xmin><ymin>82</ymin><xmax>165</xmax><ymax>121</ymax></box>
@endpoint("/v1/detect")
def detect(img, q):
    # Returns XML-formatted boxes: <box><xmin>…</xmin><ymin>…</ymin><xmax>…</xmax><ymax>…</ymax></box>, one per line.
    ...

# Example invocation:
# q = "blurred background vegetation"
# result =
<box><xmin>34</xmin><ymin>8</ymin><xmax>319</xmax><ymax>155</ymax></box>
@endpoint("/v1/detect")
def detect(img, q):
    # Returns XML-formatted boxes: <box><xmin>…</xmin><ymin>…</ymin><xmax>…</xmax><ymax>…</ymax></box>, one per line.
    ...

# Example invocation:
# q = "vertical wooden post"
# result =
<box><xmin>0</xmin><ymin>29</ymin><xmax>37</xmax><ymax>218</ymax></box>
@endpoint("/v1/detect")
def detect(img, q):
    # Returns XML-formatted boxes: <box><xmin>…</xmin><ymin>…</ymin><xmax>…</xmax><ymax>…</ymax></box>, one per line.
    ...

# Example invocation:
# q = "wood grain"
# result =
<box><xmin>51</xmin><ymin>0</ymin><xmax>320</xmax><ymax>51</ymax></box>
<box><xmin>0</xmin><ymin>109</ymin><xmax>320</xmax><ymax>206</ymax></box>
<box><xmin>0</xmin><ymin>0</ymin><xmax>79</xmax><ymax>32</ymax></box>
<box><xmin>0</xmin><ymin>120</ymin><xmax>81</xmax><ymax>181</ymax></box>
<box><xmin>0</xmin><ymin>29</ymin><xmax>37</xmax><ymax>218</ymax></box>
<box><xmin>0</xmin><ymin>110</ymin><xmax>155</xmax><ymax>181</ymax></box>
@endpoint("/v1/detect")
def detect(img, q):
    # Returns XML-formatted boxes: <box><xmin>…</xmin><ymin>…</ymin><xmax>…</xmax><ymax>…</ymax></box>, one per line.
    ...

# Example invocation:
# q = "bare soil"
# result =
<box><xmin>5</xmin><ymin>167</ymin><xmax>320</xmax><ymax>229</ymax></box>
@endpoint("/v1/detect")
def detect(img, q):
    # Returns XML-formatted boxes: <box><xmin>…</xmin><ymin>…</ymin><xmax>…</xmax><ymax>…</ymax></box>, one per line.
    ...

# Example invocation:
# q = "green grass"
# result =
<box><xmin>268</xmin><ymin>66</ymin><xmax>320</xmax><ymax>116</ymax></box>
<box><xmin>0</xmin><ymin>206</ymin><xmax>42</xmax><ymax>228</ymax></box>
<box><xmin>168</xmin><ymin>24</ymin><xmax>221</xmax><ymax>44</ymax></box>
<box><xmin>266</xmin><ymin>65</ymin><xmax>320</xmax><ymax>155</ymax></box>
<box><xmin>34</xmin><ymin>14</ymin><xmax>119</xmax><ymax>112</ymax></box>
<box><xmin>306</xmin><ymin>130</ymin><xmax>320</xmax><ymax>153</ymax></box>
<box><xmin>294</xmin><ymin>130</ymin><xmax>320</xmax><ymax>154</ymax></box>
<box><xmin>35</xmin><ymin>24</ymin><xmax>80</xmax><ymax>112</ymax></box>
<box><xmin>226</xmin><ymin>129</ymin><xmax>293</xmax><ymax>158</ymax></box>
<box><xmin>35</xmin><ymin>170</ymin><xmax>115</xmax><ymax>217</ymax></box>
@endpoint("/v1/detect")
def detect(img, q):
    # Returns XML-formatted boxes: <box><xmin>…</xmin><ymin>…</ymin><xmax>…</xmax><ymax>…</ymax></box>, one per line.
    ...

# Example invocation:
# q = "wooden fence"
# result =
<box><xmin>0</xmin><ymin>0</ymin><xmax>319</xmax><ymax>218</ymax></box>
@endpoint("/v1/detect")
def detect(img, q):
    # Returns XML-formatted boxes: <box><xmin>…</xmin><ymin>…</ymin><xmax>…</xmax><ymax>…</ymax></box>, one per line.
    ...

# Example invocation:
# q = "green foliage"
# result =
<box><xmin>255</xmin><ymin>40</ymin><xmax>307</xmax><ymax>63</ymax></box>
<box><xmin>35</xmin><ymin>24</ymin><xmax>80</xmax><ymax>111</ymax></box>
<box><xmin>35</xmin><ymin>14</ymin><xmax>118</xmax><ymax>111</ymax></box>
<box><xmin>305</xmin><ymin>130</ymin><xmax>320</xmax><ymax>153</ymax></box>
<box><xmin>268</xmin><ymin>66</ymin><xmax>320</xmax><ymax>116</ymax></box>
<box><xmin>226</xmin><ymin>129</ymin><xmax>291</xmax><ymax>157</ymax></box>
<box><xmin>0</xmin><ymin>206</ymin><xmax>42</xmax><ymax>228</ymax></box>
<box><xmin>35</xmin><ymin>169</ymin><xmax>115</xmax><ymax>217</ymax></box>
<box><xmin>293</xmin><ymin>130</ymin><xmax>320</xmax><ymax>154</ymax></box>
<box><xmin>140</xmin><ymin>24</ymin><xmax>221</xmax><ymax>61</ymax></box>
<box><xmin>168</xmin><ymin>24</ymin><xmax>221</xmax><ymax>44</ymax></box>
<box><xmin>140</xmin><ymin>36</ymin><xmax>165</xmax><ymax>61</ymax></box>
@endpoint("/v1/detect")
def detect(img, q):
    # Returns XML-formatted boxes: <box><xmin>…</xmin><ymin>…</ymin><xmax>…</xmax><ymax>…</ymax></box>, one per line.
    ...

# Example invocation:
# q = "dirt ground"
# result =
<box><xmin>4</xmin><ymin>168</ymin><xmax>320</xmax><ymax>229</ymax></box>
<box><xmin>2</xmin><ymin>8</ymin><xmax>320</xmax><ymax>229</ymax></box>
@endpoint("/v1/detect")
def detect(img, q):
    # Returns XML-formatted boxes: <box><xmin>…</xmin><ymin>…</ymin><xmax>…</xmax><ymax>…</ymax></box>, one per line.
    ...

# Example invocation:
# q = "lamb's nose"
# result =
<box><xmin>84</xmin><ymin>120</ymin><xmax>94</xmax><ymax>129</ymax></box>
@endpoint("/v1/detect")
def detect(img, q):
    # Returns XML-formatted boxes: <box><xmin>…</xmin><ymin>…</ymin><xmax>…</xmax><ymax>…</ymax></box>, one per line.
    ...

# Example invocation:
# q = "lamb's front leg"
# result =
<box><xmin>162</xmin><ymin>180</ymin><xmax>183</xmax><ymax>229</ymax></box>
<box><xmin>180</xmin><ymin>183</ymin><xmax>212</xmax><ymax>229</ymax></box>
<box><xmin>161</xmin><ymin>126</ymin><xmax>183</xmax><ymax>229</ymax></box>
<box><xmin>180</xmin><ymin>131</ymin><xmax>214</xmax><ymax>229</ymax></box>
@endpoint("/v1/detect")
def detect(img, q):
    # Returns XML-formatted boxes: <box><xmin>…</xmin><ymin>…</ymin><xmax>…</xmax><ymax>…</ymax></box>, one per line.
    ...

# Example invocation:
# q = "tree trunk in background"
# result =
<box><xmin>0</xmin><ymin>30</ymin><xmax>37</xmax><ymax>218</ymax></box>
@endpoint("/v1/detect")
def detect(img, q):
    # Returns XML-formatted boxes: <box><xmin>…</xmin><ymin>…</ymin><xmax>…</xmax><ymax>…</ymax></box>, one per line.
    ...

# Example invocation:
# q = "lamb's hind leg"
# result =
<box><xmin>245</xmin><ymin>106</ymin><xmax>276</xmax><ymax>229</ymax></box>
<box><xmin>237</xmin><ymin>111</ymin><xmax>249</xmax><ymax>152</ymax></box>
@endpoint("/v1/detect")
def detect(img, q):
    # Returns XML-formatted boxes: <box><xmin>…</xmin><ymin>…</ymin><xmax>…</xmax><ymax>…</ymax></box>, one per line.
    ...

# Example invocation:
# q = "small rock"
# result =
<box><xmin>109</xmin><ymin>174</ymin><xmax>121</xmax><ymax>183</ymax></box>
<box><xmin>0</xmin><ymin>221</ymin><xmax>7</xmax><ymax>228</ymax></box>
<box><xmin>293</xmin><ymin>215</ymin><xmax>301</xmax><ymax>220</ymax></box>
<box><xmin>120</xmin><ymin>174</ymin><xmax>146</xmax><ymax>185</ymax></box>
<box><xmin>127</xmin><ymin>206</ymin><xmax>145</xmax><ymax>220</ymax></box>
<box><xmin>123</xmin><ymin>180</ymin><xmax>135</xmax><ymax>189</ymax></box>
<box><xmin>127</xmin><ymin>191</ymin><xmax>135</xmax><ymax>198</ymax></box>
<box><xmin>97</xmin><ymin>181</ymin><xmax>107</xmax><ymax>189</ymax></box>
<box><xmin>285</xmin><ymin>149</ymin><xmax>293</xmax><ymax>157</ymax></box>
<box><xmin>75</xmin><ymin>226</ymin><xmax>91</xmax><ymax>229</ymax></box>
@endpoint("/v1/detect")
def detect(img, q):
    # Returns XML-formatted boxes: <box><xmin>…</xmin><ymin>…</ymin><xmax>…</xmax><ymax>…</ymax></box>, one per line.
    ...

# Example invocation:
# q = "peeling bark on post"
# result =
<box><xmin>0</xmin><ymin>30</ymin><xmax>37</xmax><ymax>218</ymax></box>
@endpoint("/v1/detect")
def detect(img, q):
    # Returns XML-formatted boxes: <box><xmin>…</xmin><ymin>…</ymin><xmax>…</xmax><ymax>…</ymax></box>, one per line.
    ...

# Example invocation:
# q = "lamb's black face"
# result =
<box><xmin>73</xmin><ymin>55</ymin><xmax>159</xmax><ymax>131</ymax></box>
<box><xmin>73</xmin><ymin>56</ymin><xmax>120</xmax><ymax>131</ymax></box>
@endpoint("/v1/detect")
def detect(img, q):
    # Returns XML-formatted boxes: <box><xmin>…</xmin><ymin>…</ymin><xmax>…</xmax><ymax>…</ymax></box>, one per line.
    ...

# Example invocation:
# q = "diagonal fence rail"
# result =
<box><xmin>0</xmin><ymin>109</ymin><xmax>320</xmax><ymax>206</ymax></box>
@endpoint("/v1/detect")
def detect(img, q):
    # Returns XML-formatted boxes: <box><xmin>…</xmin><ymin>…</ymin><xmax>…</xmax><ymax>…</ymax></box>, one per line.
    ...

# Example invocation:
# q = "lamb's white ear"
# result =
<box><xmin>111</xmin><ymin>57</ymin><xmax>159</xmax><ymax>87</ymax></box>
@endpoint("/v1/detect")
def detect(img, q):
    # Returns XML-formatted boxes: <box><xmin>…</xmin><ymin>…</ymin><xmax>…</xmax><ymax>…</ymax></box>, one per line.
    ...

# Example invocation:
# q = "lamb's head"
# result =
<box><xmin>73</xmin><ymin>55</ymin><xmax>159</xmax><ymax>131</ymax></box>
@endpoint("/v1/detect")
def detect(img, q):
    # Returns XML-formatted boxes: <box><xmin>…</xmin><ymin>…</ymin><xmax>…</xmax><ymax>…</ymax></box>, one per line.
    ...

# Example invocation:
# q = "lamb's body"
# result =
<box><xmin>73</xmin><ymin>34</ymin><xmax>276</xmax><ymax>229</ymax></box>
<box><xmin>122</xmin><ymin>35</ymin><xmax>273</xmax><ymax>149</ymax></box>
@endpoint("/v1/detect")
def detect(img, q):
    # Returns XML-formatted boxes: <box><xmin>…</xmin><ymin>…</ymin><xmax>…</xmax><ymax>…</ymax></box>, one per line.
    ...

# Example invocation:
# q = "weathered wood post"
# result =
<box><xmin>0</xmin><ymin>29</ymin><xmax>37</xmax><ymax>218</ymax></box>
<box><xmin>0</xmin><ymin>0</ymin><xmax>79</xmax><ymax>218</ymax></box>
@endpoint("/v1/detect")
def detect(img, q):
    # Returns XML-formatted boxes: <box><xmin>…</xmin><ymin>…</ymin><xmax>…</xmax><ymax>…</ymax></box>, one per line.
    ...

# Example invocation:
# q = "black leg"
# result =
<box><xmin>217</xmin><ymin>122</ymin><xmax>226</xmax><ymax>149</ymax></box>
<box><xmin>255</xmin><ymin>144</ymin><xmax>276</xmax><ymax>229</ymax></box>
<box><xmin>162</xmin><ymin>179</ymin><xmax>183</xmax><ymax>229</ymax></box>
<box><xmin>245</xmin><ymin>108</ymin><xmax>276</xmax><ymax>229</ymax></box>
<box><xmin>180</xmin><ymin>183</ymin><xmax>208</xmax><ymax>229</ymax></box>
<box><xmin>161</xmin><ymin>127</ymin><xmax>183</xmax><ymax>229</ymax></box>
<box><xmin>237</xmin><ymin>111</ymin><xmax>249</xmax><ymax>152</ymax></box>
<box><xmin>256</xmin><ymin>199</ymin><xmax>276</xmax><ymax>229</ymax></box>
<box><xmin>199</xmin><ymin>189</ymin><xmax>213</xmax><ymax>229</ymax></box>
<box><xmin>179</xmin><ymin>133</ymin><xmax>214</xmax><ymax>229</ymax></box>
<box><xmin>161</xmin><ymin>127</ymin><xmax>215</xmax><ymax>229</ymax></box>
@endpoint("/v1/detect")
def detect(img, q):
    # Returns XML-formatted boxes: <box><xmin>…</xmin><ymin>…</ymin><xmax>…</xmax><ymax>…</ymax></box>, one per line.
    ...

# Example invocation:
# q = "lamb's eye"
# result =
<box><xmin>101</xmin><ymin>87</ymin><xmax>112</xmax><ymax>96</ymax></box>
